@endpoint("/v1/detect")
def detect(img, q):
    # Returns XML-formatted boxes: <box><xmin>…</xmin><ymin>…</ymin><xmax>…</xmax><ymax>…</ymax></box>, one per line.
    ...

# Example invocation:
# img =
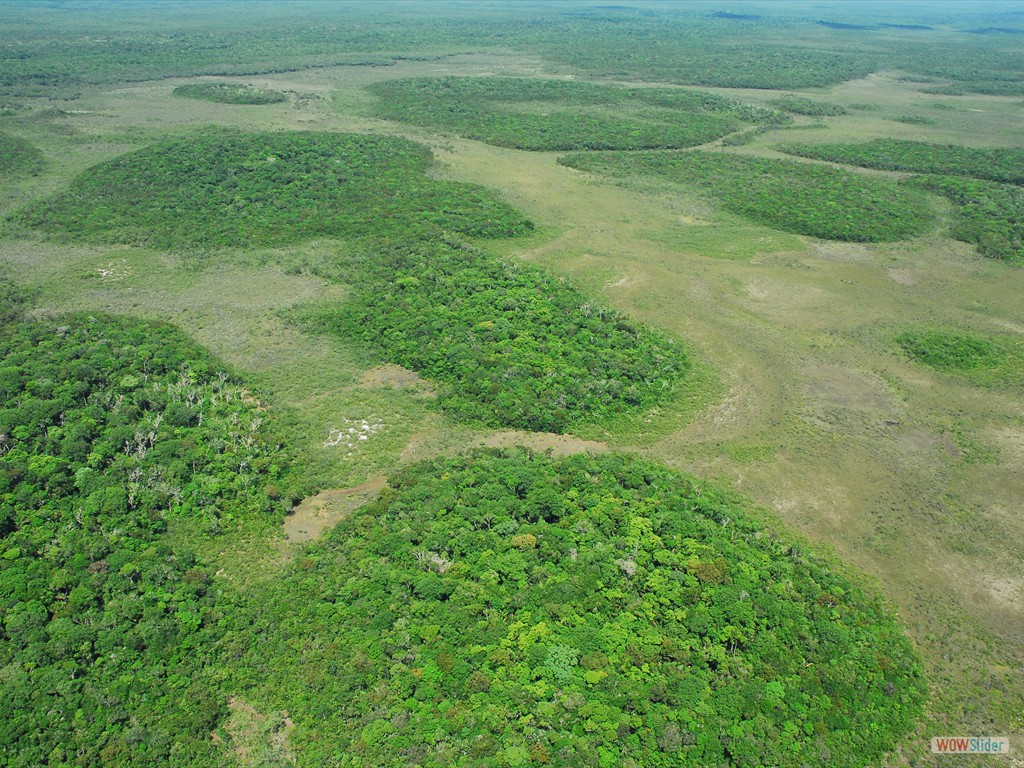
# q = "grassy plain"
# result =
<box><xmin>1</xmin><ymin>33</ymin><xmax>1022</xmax><ymax>768</ymax></box>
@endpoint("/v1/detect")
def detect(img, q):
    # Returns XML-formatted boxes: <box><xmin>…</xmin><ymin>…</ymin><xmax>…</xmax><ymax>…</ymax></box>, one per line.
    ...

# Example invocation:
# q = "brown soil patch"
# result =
<box><xmin>359</xmin><ymin>364</ymin><xmax>435</xmax><ymax>396</ymax></box>
<box><xmin>605</xmin><ymin>271</ymin><xmax>643</xmax><ymax>289</ymax></box>
<box><xmin>810</xmin><ymin>241</ymin><xmax>873</xmax><ymax>263</ymax></box>
<box><xmin>801</xmin><ymin>365</ymin><xmax>903</xmax><ymax>430</ymax></box>
<box><xmin>886</xmin><ymin>267</ymin><xmax>916</xmax><ymax>286</ymax></box>
<box><xmin>989</xmin><ymin>426</ymin><xmax>1024</xmax><ymax>470</ymax></box>
<box><xmin>981</xmin><ymin>575</ymin><xmax>1024</xmax><ymax>613</ymax></box>
<box><xmin>284</xmin><ymin>477</ymin><xmax>387</xmax><ymax>544</ymax></box>
<box><xmin>476</xmin><ymin>430</ymin><xmax>609</xmax><ymax>456</ymax></box>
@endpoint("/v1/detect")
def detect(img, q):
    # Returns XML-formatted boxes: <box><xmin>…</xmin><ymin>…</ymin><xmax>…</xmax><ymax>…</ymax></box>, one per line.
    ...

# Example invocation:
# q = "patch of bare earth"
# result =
<box><xmin>810</xmin><ymin>241</ymin><xmax>873</xmax><ymax>263</ymax></box>
<box><xmin>982</xmin><ymin>575</ymin><xmax>1024</xmax><ymax>612</ymax></box>
<box><xmin>989</xmin><ymin>426</ymin><xmax>1024</xmax><ymax>470</ymax></box>
<box><xmin>359</xmin><ymin>364</ymin><xmax>435</xmax><ymax>396</ymax></box>
<box><xmin>477</xmin><ymin>430</ymin><xmax>609</xmax><ymax>456</ymax></box>
<box><xmin>886</xmin><ymin>267</ymin><xmax>916</xmax><ymax>286</ymax></box>
<box><xmin>800</xmin><ymin>365</ymin><xmax>903</xmax><ymax>431</ymax></box>
<box><xmin>283</xmin><ymin>477</ymin><xmax>387</xmax><ymax>544</ymax></box>
<box><xmin>605</xmin><ymin>271</ymin><xmax>643</xmax><ymax>290</ymax></box>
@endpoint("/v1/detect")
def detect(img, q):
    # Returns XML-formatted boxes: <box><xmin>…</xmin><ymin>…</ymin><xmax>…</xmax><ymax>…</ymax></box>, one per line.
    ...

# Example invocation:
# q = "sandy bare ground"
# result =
<box><xmin>359</xmin><ymin>363</ymin><xmax>435</xmax><ymax>395</ymax></box>
<box><xmin>283</xmin><ymin>477</ymin><xmax>387</xmax><ymax>544</ymax></box>
<box><xmin>476</xmin><ymin>430</ymin><xmax>609</xmax><ymax>456</ymax></box>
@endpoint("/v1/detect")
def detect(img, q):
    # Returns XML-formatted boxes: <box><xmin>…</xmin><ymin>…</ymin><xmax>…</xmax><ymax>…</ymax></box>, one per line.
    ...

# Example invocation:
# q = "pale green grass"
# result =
<box><xmin>638</xmin><ymin>217</ymin><xmax>808</xmax><ymax>261</ymax></box>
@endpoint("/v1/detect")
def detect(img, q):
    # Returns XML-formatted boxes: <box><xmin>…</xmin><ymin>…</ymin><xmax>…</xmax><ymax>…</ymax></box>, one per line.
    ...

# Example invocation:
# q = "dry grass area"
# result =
<box><xmin>3</xmin><ymin>54</ymin><xmax>1022</xmax><ymax>762</ymax></box>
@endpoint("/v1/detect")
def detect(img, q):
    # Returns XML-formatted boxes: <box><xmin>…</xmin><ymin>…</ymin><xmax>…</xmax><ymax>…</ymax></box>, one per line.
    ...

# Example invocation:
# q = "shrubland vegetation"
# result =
<box><xmin>11</xmin><ymin>129</ymin><xmax>532</xmax><ymax>248</ymax></box>
<box><xmin>172</xmin><ymin>82</ymin><xmax>287</xmax><ymax>105</ymax></box>
<box><xmin>767</xmin><ymin>96</ymin><xmax>847</xmax><ymax>117</ymax></box>
<box><xmin>910</xmin><ymin>46</ymin><xmax>1024</xmax><ymax>97</ymax></box>
<box><xmin>314</xmin><ymin>237</ymin><xmax>689</xmax><ymax>433</ymax></box>
<box><xmin>559</xmin><ymin>150</ymin><xmax>934</xmax><ymax>243</ymax></box>
<box><xmin>543</xmin><ymin>34</ymin><xmax>875</xmax><ymax>90</ymax></box>
<box><xmin>897</xmin><ymin>329</ymin><xmax>1024</xmax><ymax>388</ymax></box>
<box><xmin>909</xmin><ymin>176</ymin><xmax>1024</xmax><ymax>264</ymax></box>
<box><xmin>233</xmin><ymin>449</ymin><xmax>925</xmax><ymax>768</ymax></box>
<box><xmin>0</xmin><ymin>3</ymin><xmax>460</xmax><ymax>98</ymax></box>
<box><xmin>890</xmin><ymin>115</ymin><xmax>936</xmax><ymax>126</ymax></box>
<box><xmin>0</xmin><ymin>289</ymin><xmax>294</xmax><ymax>767</ymax></box>
<box><xmin>3</xmin><ymin>2</ymin><xmax>1023</xmax><ymax>101</ymax></box>
<box><xmin>777</xmin><ymin>141</ymin><xmax>1024</xmax><ymax>263</ymax></box>
<box><xmin>367</xmin><ymin>77</ymin><xmax>786</xmax><ymax>151</ymax></box>
<box><xmin>780</xmin><ymin>139</ymin><xmax>1024</xmax><ymax>186</ymax></box>
<box><xmin>0</xmin><ymin>132</ymin><xmax>44</xmax><ymax>176</ymax></box>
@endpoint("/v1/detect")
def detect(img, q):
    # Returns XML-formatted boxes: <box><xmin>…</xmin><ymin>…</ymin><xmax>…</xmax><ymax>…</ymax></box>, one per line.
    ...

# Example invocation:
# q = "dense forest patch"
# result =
<box><xmin>909</xmin><ymin>176</ymin><xmax>1024</xmax><ymax>264</ymax></box>
<box><xmin>11</xmin><ymin>129</ymin><xmax>532</xmax><ymax>249</ymax></box>
<box><xmin>0</xmin><ymin>132</ymin><xmax>44</xmax><ymax>176</ymax></box>
<box><xmin>775</xmin><ymin>142</ymin><xmax>1024</xmax><ymax>263</ymax></box>
<box><xmin>234</xmin><ymin>450</ymin><xmax>926</xmax><ymax>768</ymax></box>
<box><xmin>172</xmin><ymin>82</ymin><xmax>287</xmax><ymax>105</ymax></box>
<box><xmin>779</xmin><ymin>140</ymin><xmax>1024</xmax><ymax>186</ymax></box>
<box><xmin>3</xmin><ymin>3</ymin><xmax>1023</xmax><ymax>100</ymax></box>
<box><xmin>314</xmin><ymin>237</ymin><xmax>689</xmax><ymax>433</ymax></box>
<box><xmin>897</xmin><ymin>329</ymin><xmax>1024</xmax><ymax>388</ymax></box>
<box><xmin>0</xmin><ymin>303</ymin><xmax>294</xmax><ymax>767</ymax></box>
<box><xmin>559</xmin><ymin>150</ymin><xmax>934</xmax><ymax>243</ymax></box>
<box><xmin>367</xmin><ymin>77</ymin><xmax>785</xmax><ymax>151</ymax></box>
<box><xmin>544</xmin><ymin>34</ymin><xmax>877</xmax><ymax>90</ymax></box>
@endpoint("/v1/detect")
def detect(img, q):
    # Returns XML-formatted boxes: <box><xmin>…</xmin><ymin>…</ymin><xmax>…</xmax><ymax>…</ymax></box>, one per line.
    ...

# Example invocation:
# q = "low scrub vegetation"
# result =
<box><xmin>897</xmin><ymin>329</ymin><xmax>1024</xmax><ymax>387</ymax></box>
<box><xmin>780</xmin><ymin>139</ymin><xmax>1024</xmax><ymax>186</ymax></box>
<box><xmin>368</xmin><ymin>77</ymin><xmax>786</xmax><ymax>151</ymax></box>
<box><xmin>767</xmin><ymin>96</ymin><xmax>847</xmax><ymax>116</ymax></box>
<box><xmin>0</xmin><ymin>132</ymin><xmax>43</xmax><ymax>176</ymax></box>
<box><xmin>910</xmin><ymin>176</ymin><xmax>1024</xmax><ymax>264</ymax></box>
<box><xmin>172</xmin><ymin>82</ymin><xmax>287</xmax><ymax>105</ymax></box>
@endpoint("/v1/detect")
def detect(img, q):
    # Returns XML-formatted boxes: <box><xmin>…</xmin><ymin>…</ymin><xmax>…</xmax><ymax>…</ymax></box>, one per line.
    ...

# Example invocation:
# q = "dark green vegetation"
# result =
<box><xmin>776</xmin><ymin>141</ymin><xmax>1024</xmax><ymax>263</ymax></box>
<box><xmin>4</xmin><ymin>1</ymin><xmax>1024</xmax><ymax>100</ymax></box>
<box><xmin>891</xmin><ymin>115</ymin><xmax>936</xmax><ymax>126</ymax></box>
<box><xmin>13</xmin><ymin>121</ymin><xmax>687</xmax><ymax>433</ymax></box>
<box><xmin>543</xmin><ymin>31</ymin><xmax>875</xmax><ymax>90</ymax></box>
<box><xmin>559</xmin><ymin>150</ymin><xmax>934</xmax><ymax>243</ymax></box>
<box><xmin>235</xmin><ymin>450</ymin><xmax>925</xmax><ymax>768</ymax></box>
<box><xmin>172</xmin><ymin>82</ymin><xmax>287</xmax><ymax>105</ymax></box>
<box><xmin>12</xmin><ymin>130</ymin><xmax>532</xmax><ymax>249</ymax></box>
<box><xmin>319</xmin><ymin>238</ymin><xmax>688</xmax><ymax>433</ymax></box>
<box><xmin>910</xmin><ymin>176</ymin><xmax>1024</xmax><ymax>264</ymax></box>
<box><xmin>368</xmin><ymin>77</ymin><xmax>785</xmax><ymax>151</ymax></box>
<box><xmin>767</xmin><ymin>96</ymin><xmax>847</xmax><ymax>117</ymax></box>
<box><xmin>0</xmin><ymin>132</ymin><xmax>43</xmax><ymax>176</ymax></box>
<box><xmin>780</xmin><ymin>139</ymin><xmax>1024</xmax><ymax>186</ymax></box>
<box><xmin>897</xmin><ymin>329</ymin><xmax>1024</xmax><ymax>388</ymax></box>
<box><xmin>0</xmin><ymin>305</ymin><xmax>293</xmax><ymax>767</ymax></box>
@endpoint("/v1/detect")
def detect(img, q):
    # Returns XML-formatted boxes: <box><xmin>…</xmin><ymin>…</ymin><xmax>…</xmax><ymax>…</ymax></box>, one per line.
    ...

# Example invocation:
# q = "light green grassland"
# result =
<box><xmin>2</xmin><ymin>51</ymin><xmax>1023</xmax><ymax>764</ymax></box>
